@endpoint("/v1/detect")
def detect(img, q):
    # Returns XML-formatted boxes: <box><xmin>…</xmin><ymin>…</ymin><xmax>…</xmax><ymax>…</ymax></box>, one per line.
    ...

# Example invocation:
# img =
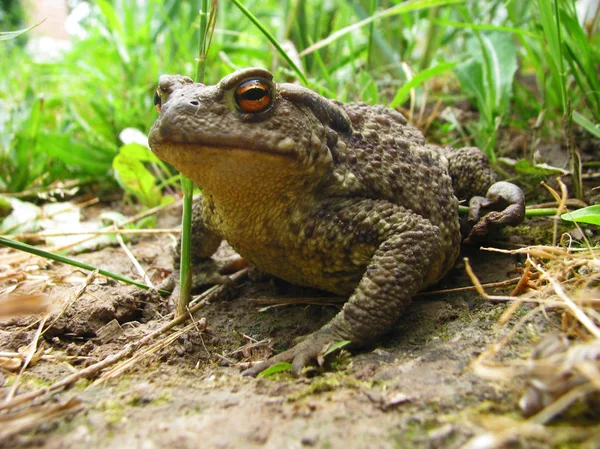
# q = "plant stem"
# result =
<box><xmin>176</xmin><ymin>0</ymin><xmax>216</xmax><ymax>317</ymax></box>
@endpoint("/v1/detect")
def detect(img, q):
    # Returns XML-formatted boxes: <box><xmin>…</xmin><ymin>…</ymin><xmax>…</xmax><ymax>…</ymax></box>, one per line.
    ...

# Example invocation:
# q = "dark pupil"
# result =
<box><xmin>241</xmin><ymin>87</ymin><xmax>267</xmax><ymax>101</ymax></box>
<box><xmin>153</xmin><ymin>91</ymin><xmax>161</xmax><ymax>106</ymax></box>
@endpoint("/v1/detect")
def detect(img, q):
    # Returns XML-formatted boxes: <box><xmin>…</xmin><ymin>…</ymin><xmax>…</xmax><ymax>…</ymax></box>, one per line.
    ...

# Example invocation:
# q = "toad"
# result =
<box><xmin>148</xmin><ymin>68</ymin><xmax>525</xmax><ymax>376</ymax></box>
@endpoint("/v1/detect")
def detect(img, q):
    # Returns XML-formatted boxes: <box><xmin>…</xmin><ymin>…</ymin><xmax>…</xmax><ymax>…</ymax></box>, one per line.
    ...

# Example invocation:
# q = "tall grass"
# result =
<box><xmin>1</xmin><ymin>0</ymin><xmax>597</xmax><ymax>198</ymax></box>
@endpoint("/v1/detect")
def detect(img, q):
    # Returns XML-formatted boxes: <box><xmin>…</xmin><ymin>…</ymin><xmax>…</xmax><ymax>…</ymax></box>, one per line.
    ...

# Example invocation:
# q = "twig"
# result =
<box><xmin>115</xmin><ymin>233</ymin><xmax>154</xmax><ymax>288</ymax></box>
<box><xmin>418</xmin><ymin>277</ymin><xmax>521</xmax><ymax>297</ymax></box>
<box><xmin>9</xmin><ymin>228</ymin><xmax>180</xmax><ymax>241</ymax></box>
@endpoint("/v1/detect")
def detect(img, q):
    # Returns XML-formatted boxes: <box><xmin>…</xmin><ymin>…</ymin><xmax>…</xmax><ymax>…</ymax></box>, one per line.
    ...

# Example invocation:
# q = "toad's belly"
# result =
<box><xmin>205</xmin><ymin>195</ymin><xmax>460</xmax><ymax>297</ymax></box>
<box><xmin>228</xmin><ymin>236</ymin><xmax>372</xmax><ymax>296</ymax></box>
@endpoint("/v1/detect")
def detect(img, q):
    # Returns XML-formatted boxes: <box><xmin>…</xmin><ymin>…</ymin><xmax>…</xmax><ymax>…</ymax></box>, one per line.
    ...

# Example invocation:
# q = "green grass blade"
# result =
<box><xmin>0</xmin><ymin>236</ymin><xmax>170</xmax><ymax>295</ymax></box>
<box><xmin>429</xmin><ymin>19</ymin><xmax>539</xmax><ymax>39</ymax></box>
<box><xmin>300</xmin><ymin>0</ymin><xmax>466</xmax><ymax>57</ymax></box>
<box><xmin>0</xmin><ymin>20</ymin><xmax>45</xmax><ymax>41</ymax></box>
<box><xmin>230</xmin><ymin>0</ymin><xmax>308</xmax><ymax>85</ymax></box>
<box><xmin>536</xmin><ymin>0</ymin><xmax>567</xmax><ymax>114</ymax></box>
<box><xmin>573</xmin><ymin>112</ymin><xmax>600</xmax><ymax>138</ymax></box>
<box><xmin>390</xmin><ymin>61</ymin><xmax>456</xmax><ymax>108</ymax></box>
<box><xmin>176</xmin><ymin>0</ymin><xmax>218</xmax><ymax>317</ymax></box>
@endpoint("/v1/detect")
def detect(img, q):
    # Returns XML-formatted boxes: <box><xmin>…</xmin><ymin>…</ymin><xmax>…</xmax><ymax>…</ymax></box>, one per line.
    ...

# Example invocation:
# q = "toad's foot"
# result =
<box><xmin>242</xmin><ymin>327</ymin><xmax>343</xmax><ymax>377</ymax></box>
<box><xmin>465</xmin><ymin>181</ymin><xmax>525</xmax><ymax>242</ymax></box>
<box><xmin>244</xmin><ymin>203</ymin><xmax>446</xmax><ymax>377</ymax></box>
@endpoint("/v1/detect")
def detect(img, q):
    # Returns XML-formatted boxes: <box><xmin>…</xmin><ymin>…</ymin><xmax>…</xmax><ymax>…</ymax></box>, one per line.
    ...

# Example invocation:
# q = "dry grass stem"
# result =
<box><xmin>468</xmin><ymin>238</ymin><xmax>599</xmax><ymax>426</ymax></box>
<box><xmin>0</xmin><ymin>397</ymin><xmax>84</xmax><ymax>441</ymax></box>
<box><xmin>115</xmin><ymin>233</ymin><xmax>154</xmax><ymax>288</ymax></box>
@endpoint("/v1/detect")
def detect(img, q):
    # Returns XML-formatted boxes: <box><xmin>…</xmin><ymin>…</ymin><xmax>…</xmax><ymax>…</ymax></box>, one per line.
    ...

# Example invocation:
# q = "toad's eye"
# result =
<box><xmin>153</xmin><ymin>90</ymin><xmax>162</xmax><ymax>113</ymax></box>
<box><xmin>234</xmin><ymin>79</ymin><xmax>272</xmax><ymax>113</ymax></box>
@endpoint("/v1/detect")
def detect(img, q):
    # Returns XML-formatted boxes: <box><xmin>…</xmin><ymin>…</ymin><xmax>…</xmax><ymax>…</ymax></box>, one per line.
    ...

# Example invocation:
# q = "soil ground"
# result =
<box><xmin>0</xmin><ymin>207</ymin><xmax>598</xmax><ymax>449</ymax></box>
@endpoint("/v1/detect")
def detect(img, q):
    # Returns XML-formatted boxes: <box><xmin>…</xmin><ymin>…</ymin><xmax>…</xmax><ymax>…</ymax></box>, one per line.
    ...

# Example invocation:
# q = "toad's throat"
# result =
<box><xmin>151</xmin><ymin>142</ymin><xmax>304</xmax><ymax>201</ymax></box>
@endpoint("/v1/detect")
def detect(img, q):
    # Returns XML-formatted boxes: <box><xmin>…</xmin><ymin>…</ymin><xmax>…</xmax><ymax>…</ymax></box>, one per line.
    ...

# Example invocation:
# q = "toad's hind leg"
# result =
<box><xmin>243</xmin><ymin>208</ymin><xmax>445</xmax><ymax>377</ymax></box>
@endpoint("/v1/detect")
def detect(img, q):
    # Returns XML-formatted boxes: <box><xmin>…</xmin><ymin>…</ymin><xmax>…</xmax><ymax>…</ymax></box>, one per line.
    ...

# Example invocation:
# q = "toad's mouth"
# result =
<box><xmin>151</xmin><ymin>142</ymin><xmax>296</xmax><ymax>159</ymax></box>
<box><xmin>151</xmin><ymin>142</ymin><xmax>297</xmax><ymax>162</ymax></box>
<box><xmin>150</xmin><ymin>142</ymin><xmax>299</xmax><ymax>191</ymax></box>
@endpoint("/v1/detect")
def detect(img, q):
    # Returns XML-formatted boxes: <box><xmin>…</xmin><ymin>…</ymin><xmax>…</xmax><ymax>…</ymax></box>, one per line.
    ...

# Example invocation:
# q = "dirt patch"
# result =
<box><xmin>0</xmin><ymin>215</ymin><xmax>598</xmax><ymax>449</ymax></box>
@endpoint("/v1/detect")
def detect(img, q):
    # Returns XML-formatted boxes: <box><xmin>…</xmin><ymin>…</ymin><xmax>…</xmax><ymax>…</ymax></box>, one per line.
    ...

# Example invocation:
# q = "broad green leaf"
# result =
<box><xmin>561</xmin><ymin>206</ymin><xmax>600</xmax><ymax>226</ymax></box>
<box><xmin>256</xmin><ymin>362</ymin><xmax>293</xmax><ymax>378</ymax></box>
<box><xmin>113</xmin><ymin>143</ymin><xmax>162</xmax><ymax>208</ymax></box>
<box><xmin>454</xmin><ymin>58</ymin><xmax>489</xmax><ymax>122</ymax></box>
<box><xmin>116</xmin><ymin>142</ymin><xmax>162</xmax><ymax>163</ymax></box>
<box><xmin>480</xmin><ymin>32</ymin><xmax>517</xmax><ymax>113</ymax></box>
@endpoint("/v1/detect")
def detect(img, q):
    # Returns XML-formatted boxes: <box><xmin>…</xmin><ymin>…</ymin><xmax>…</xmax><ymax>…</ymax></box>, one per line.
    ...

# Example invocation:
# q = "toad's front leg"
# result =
<box><xmin>242</xmin><ymin>204</ymin><xmax>447</xmax><ymax>377</ymax></box>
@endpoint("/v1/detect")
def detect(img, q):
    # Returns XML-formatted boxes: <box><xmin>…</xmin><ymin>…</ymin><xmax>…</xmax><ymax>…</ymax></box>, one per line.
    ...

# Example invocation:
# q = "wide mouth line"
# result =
<box><xmin>152</xmin><ymin>141</ymin><xmax>297</xmax><ymax>159</ymax></box>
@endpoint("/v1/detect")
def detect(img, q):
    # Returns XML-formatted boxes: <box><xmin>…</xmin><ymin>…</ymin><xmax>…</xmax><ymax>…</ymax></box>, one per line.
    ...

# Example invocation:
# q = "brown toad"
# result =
<box><xmin>148</xmin><ymin>68</ymin><xmax>525</xmax><ymax>376</ymax></box>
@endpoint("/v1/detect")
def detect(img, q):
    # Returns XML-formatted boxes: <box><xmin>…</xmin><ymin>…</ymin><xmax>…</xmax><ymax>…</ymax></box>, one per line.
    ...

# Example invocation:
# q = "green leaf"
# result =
<box><xmin>300</xmin><ymin>0</ymin><xmax>467</xmax><ymax>57</ymax></box>
<box><xmin>323</xmin><ymin>340</ymin><xmax>352</xmax><ymax>357</ymax></box>
<box><xmin>256</xmin><ymin>362</ymin><xmax>293</xmax><ymax>378</ymax></box>
<box><xmin>455</xmin><ymin>32</ymin><xmax>517</xmax><ymax>122</ymax></box>
<box><xmin>429</xmin><ymin>19</ymin><xmax>539</xmax><ymax>39</ymax></box>
<box><xmin>390</xmin><ymin>62</ymin><xmax>456</xmax><ymax>108</ymax></box>
<box><xmin>230</xmin><ymin>0</ymin><xmax>307</xmax><ymax>85</ymax></box>
<box><xmin>113</xmin><ymin>143</ymin><xmax>163</xmax><ymax>208</ymax></box>
<box><xmin>536</xmin><ymin>0</ymin><xmax>567</xmax><ymax>114</ymax></box>
<box><xmin>0</xmin><ymin>20</ymin><xmax>45</xmax><ymax>41</ymax></box>
<box><xmin>454</xmin><ymin>58</ymin><xmax>488</xmax><ymax>122</ymax></box>
<box><xmin>43</xmin><ymin>134</ymin><xmax>113</xmax><ymax>175</ymax></box>
<box><xmin>0</xmin><ymin>196</ymin><xmax>12</xmax><ymax>219</ymax></box>
<box><xmin>480</xmin><ymin>33</ymin><xmax>517</xmax><ymax>114</ymax></box>
<box><xmin>514</xmin><ymin>159</ymin><xmax>568</xmax><ymax>176</ymax></box>
<box><xmin>573</xmin><ymin>112</ymin><xmax>600</xmax><ymax>139</ymax></box>
<box><xmin>561</xmin><ymin>206</ymin><xmax>600</xmax><ymax>226</ymax></box>
<box><xmin>561</xmin><ymin>9</ymin><xmax>600</xmax><ymax>121</ymax></box>
<box><xmin>357</xmin><ymin>71</ymin><xmax>379</xmax><ymax>105</ymax></box>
